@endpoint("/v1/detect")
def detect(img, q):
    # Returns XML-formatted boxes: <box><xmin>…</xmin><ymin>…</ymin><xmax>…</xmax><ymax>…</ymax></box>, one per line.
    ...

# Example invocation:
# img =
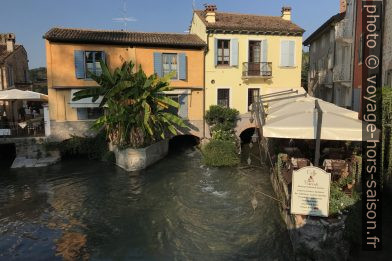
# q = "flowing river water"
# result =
<box><xmin>0</xmin><ymin>142</ymin><xmax>295</xmax><ymax>260</ymax></box>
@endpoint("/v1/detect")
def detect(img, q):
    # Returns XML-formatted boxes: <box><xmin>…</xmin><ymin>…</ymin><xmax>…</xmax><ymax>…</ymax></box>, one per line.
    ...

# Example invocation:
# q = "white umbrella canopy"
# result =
<box><xmin>262</xmin><ymin>97</ymin><xmax>372</xmax><ymax>141</ymax></box>
<box><xmin>267</xmin><ymin>97</ymin><xmax>359</xmax><ymax>120</ymax></box>
<box><xmin>263</xmin><ymin>109</ymin><xmax>364</xmax><ymax>141</ymax></box>
<box><xmin>0</xmin><ymin>89</ymin><xmax>48</xmax><ymax>101</ymax></box>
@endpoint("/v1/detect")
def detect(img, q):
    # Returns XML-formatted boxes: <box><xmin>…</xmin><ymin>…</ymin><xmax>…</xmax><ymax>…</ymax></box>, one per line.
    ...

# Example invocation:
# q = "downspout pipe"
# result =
<box><xmin>203</xmin><ymin>32</ymin><xmax>210</xmax><ymax>139</ymax></box>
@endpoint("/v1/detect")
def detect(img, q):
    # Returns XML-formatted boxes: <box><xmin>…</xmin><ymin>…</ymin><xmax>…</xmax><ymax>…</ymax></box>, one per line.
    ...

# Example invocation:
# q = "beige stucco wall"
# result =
<box><xmin>46</xmin><ymin>40</ymin><xmax>205</xmax><ymax>139</ymax></box>
<box><xmin>134</xmin><ymin>47</ymin><xmax>205</xmax><ymax>121</ymax></box>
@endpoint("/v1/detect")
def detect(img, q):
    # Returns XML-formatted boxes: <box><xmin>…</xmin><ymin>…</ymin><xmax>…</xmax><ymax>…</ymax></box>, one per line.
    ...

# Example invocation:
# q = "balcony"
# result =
<box><xmin>335</xmin><ymin>19</ymin><xmax>353</xmax><ymax>43</ymax></box>
<box><xmin>242</xmin><ymin>62</ymin><xmax>272</xmax><ymax>79</ymax></box>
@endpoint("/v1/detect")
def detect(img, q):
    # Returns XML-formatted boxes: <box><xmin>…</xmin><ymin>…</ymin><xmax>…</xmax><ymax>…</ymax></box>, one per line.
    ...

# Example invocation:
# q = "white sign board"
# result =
<box><xmin>291</xmin><ymin>166</ymin><xmax>331</xmax><ymax>217</ymax></box>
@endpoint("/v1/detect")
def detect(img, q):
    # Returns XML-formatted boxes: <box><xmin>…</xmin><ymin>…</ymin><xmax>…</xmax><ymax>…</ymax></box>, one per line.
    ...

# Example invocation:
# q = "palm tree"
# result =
<box><xmin>72</xmin><ymin>61</ymin><xmax>187</xmax><ymax>148</ymax></box>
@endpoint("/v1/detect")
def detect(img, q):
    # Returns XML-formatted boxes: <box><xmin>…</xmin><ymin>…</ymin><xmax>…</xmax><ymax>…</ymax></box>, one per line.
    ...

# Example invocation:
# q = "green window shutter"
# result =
<box><xmin>74</xmin><ymin>50</ymin><xmax>85</xmax><ymax>79</ymax></box>
<box><xmin>288</xmin><ymin>41</ymin><xmax>295</xmax><ymax>66</ymax></box>
<box><xmin>154</xmin><ymin>52</ymin><xmax>163</xmax><ymax>77</ymax></box>
<box><xmin>230</xmin><ymin>38</ymin><xmax>239</xmax><ymax>66</ymax></box>
<box><xmin>179</xmin><ymin>53</ymin><xmax>187</xmax><ymax>80</ymax></box>
<box><xmin>214</xmin><ymin>38</ymin><xmax>218</xmax><ymax>66</ymax></box>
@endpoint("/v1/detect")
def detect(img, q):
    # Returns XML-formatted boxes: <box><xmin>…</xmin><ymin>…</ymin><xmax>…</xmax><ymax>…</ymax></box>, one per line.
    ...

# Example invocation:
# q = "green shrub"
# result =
<box><xmin>329</xmin><ymin>183</ymin><xmax>359</xmax><ymax>216</ymax></box>
<box><xmin>52</xmin><ymin>131</ymin><xmax>109</xmax><ymax>160</ymax></box>
<box><xmin>211</xmin><ymin>128</ymin><xmax>236</xmax><ymax>142</ymax></box>
<box><xmin>205</xmin><ymin>105</ymin><xmax>239</xmax><ymax>132</ymax></box>
<box><xmin>201</xmin><ymin>140</ymin><xmax>240</xmax><ymax>167</ymax></box>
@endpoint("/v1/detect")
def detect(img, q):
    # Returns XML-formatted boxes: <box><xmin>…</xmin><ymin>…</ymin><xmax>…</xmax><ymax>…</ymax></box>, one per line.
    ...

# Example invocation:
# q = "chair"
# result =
<box><xmin>331</xmin><ymin>160</ymin><xmax>347</xmax><ymax>181</ymax></box>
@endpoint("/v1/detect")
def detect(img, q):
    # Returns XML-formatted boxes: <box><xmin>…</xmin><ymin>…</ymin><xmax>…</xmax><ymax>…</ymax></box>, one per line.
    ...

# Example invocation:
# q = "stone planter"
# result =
<box><xmin>113</xmin><ymin>139</ymin><xmax>169</xmax><ymax>171</ymax></box>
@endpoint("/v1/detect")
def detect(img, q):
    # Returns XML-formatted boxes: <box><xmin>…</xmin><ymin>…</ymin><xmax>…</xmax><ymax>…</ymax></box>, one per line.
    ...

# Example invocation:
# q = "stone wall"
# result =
<box><xmin>383</xmin><ymin>0</ymin><xmax>392</xmax><ymax>86</ymax></box>
<box><xmin>49</xmin><ymin>120</ymin><xmax>96</xmax><ymax>141</ymax></box>
<box><xmin>0</xmin><ymin>137</ymin><xmax>60</xmax><ymax>168</ymax></box>
<box><xmin>113</xmin><ymin>139</ymin><xmax>169</xmax><ymax>171</ymax></box>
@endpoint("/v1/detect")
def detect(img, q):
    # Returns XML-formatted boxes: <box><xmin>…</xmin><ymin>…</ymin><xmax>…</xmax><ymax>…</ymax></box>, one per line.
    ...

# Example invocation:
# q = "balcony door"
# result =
<box><xmin>249</xmin><ymin>41</ymin><xmax>261</xmax><ymax>76</ymax></box>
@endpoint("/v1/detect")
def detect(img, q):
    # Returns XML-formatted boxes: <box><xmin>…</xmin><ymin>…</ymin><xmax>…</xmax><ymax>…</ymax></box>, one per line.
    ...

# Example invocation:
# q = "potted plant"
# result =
<box><xmin>73</xmin><ymin>61</ymin><xmax>188</xmax><ymax>171</ymax></box>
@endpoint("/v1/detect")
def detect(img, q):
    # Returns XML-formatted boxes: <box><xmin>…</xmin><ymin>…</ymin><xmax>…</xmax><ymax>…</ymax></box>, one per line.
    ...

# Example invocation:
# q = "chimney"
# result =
<box><xmin>204</xmin><ymin>4</ymin><xmax>217</xmax><ymax>24</ymax></box>
<box><xmin>5</xmin><ymin>33</ymin><xmax>15</xmax><ymax>52</ymax></box>
<box><xmin>340</xmin><ymin>0</ymin><xmax>347</xmax><ymax>13</ymax></box>
<box><xmin>281</xmin><ymin>6</ymin><xmax>292</xmax><ymax>21</ymax></box>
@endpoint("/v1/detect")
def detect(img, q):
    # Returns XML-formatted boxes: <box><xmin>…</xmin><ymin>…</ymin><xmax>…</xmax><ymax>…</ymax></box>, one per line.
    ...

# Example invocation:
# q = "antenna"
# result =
<box><xmin>112</xmin><ymin>0</ymin><xmax>137</xmax><ymax>30</ymax></box>
<box><xmin>192</xmin><ymin>0</ymin><xmax>196</xmax><ymax>10</ymax></box>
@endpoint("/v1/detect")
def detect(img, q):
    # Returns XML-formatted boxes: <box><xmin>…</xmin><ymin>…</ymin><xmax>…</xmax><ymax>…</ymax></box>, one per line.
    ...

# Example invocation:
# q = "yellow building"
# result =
<box><xmin>44</xmin><ymin>28</ymin><xmax>206</xmax><ymax>140</ymax></box>
<box><xmin>190</xmin><ymin>5</ymin><xmax>305</xmax><ymax>119</ymax></box>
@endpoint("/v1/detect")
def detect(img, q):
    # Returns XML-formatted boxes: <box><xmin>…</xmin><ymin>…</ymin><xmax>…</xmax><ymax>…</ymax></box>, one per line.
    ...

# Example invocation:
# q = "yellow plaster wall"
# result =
<box><xmin>190</xmin><ymin>16</ymin><xmax>303</xmax><ymax>115</ymax></box>
<box><xmin>204</xmin><ymin>34</ymin><xmax>303</xmax><ymax>114</ymax></box>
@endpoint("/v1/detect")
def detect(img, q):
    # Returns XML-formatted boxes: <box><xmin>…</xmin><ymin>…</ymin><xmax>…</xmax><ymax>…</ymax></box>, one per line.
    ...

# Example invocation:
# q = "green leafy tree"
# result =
<box><xmin>73</xmin><ymin>61</ymin><xmax>187</xmax><ymax>148</ymax></box>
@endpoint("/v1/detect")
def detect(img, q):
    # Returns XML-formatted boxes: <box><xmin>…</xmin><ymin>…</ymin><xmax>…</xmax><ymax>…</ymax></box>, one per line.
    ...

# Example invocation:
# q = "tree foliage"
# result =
<box><xmin>72</xmin><ymin>61</ymin><xmax>187</xmax><ymax>148</ymax></box>
<box><xmin>205</xmin><ymin>105</ymin><xmax>239</xmax><ymax>132</ymax></box>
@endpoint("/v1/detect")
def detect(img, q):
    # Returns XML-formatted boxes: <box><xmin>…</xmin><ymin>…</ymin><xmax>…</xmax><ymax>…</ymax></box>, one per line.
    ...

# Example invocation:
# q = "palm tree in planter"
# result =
<box><xmin>73</xmin><ymin>61</ymin><xmax>187</xmax><ymax>165</ymax></box>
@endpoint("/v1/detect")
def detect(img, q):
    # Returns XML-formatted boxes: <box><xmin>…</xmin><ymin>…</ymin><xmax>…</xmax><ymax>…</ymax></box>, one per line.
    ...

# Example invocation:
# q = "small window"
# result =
<box><xmin>162</xmin><ymin>54</ymin><xmax>178</xmax><ymax>79</ymax></box>
<box><xmin>77</xmin><ymin>108</ymin><xmax>104</xmax><ymax>120</ymax></box>
<box><xmin>85</xmin><ymin>51</ymin><xmax>103</xmax><ymax>77</ymax></box>
<box><xmin>217</xmin><ymin>39</ymin><xmax>230</xmax><ymax>65</ymax></box>
<box><xmin>248</xmin><ymin>89</ymin><xmax>259</xmax><ymax>111</ymax></box>
<box><xmin>217</xmin><ymin>89</ymin><xmax>230</xmax><ymax>108</ymax></box>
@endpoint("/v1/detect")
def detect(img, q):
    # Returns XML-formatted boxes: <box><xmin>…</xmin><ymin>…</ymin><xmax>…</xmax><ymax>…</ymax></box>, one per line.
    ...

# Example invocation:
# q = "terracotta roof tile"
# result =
<box><xmin>194</xmin><ymin>10</ymin><xmax>304</xmax><ymax>35</ymax></box>
<box><xmin>44</xmin><ymin>28</ymin><xmax>206</xmax><ymax>49</ymax></box>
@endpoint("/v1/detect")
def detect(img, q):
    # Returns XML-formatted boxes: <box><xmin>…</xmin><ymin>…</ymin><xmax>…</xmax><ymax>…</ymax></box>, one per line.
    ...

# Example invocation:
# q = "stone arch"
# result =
<box><xmin>235</xmin><ymin>114</ymin><xmax>257</xmax><ymax>137</ymax></box>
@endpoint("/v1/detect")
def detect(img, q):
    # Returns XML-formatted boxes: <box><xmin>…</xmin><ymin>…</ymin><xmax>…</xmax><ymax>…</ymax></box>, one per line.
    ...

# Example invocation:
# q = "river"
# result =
<box><xmin>0</xmin><ymin>144</ymin><xmax>294</xmax><ymax>260</ymax></box>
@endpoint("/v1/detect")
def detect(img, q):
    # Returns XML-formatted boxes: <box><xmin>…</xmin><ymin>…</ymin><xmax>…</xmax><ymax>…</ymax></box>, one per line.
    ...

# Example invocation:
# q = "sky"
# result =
<box><xmin>0</xmin><ymin>0</ymin><xmax>338</xmax><ymax>69</ymax></box>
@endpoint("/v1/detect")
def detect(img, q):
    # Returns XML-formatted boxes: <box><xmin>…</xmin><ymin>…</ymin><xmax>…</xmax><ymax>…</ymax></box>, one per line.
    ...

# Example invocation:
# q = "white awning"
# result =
<box><xmin>262</xmin><ymin>96</ymin><xmax>376</xmax><ymax>141</ymax></box>
<box><xmin>0</xmin><ymin>89</ymin><xmax>48</xmax><ymax>101</ymax></box>
<box><xmin>69</xmin><ymin>89</ymin><xmax>102</xmax><ymax>108</ymax></box>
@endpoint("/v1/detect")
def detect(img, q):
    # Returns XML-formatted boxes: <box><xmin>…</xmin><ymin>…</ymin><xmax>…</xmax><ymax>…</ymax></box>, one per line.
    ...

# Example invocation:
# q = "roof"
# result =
<box><xmin>0</xmin><ymin>44</ymin><xmax>21</xmax><ymax>64</ymax></box>
<box><xmin>303</xmin><ymin>12</ymin><xmax>346</xmax><ymax>46</ymax></box>
<box><xmin>43</xmin><ymin>28</ymin><xmax>206</xmax><ymax>49</ymax></box>
<box><xmin>194</xmin><ymin>10</ymin><xmax>305</xmax><ymax>35</ymax></box>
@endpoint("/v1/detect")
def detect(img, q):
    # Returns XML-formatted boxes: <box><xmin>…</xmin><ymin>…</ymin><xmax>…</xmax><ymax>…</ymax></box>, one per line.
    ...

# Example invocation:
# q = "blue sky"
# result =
<box><xmin>0</xmin><ymin>0</ymin><xmax>338</xmax><ymax>69</ymax></box>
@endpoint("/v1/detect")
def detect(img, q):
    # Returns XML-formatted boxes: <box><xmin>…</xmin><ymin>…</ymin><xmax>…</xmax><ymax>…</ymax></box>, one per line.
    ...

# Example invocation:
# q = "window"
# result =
<box><xmin>7</xmin><ymin>66</ymin><xmax>14</xmax><ymax>87</ymax></box>
<box><xmin>248</xmin><ymin>89</ymin><xmax>259</xmax><ymax>111</ymax></box>
<box><xmin>77</xmin><ymin>108</ymin><xmax>104</xmax><ymax>120</ymax></box>
<box><xmin>217</xmin><ymin>89</ymin><xmax>230</xmax><ymax>108</ymax></box>
<box><xmin>165</xmin><ymin>94</ymin><xmax>180</xmax><ymax>115</ymax></box>
<box><xmin>358</xmin><ymin>34</ymin><xmax>363</xmax><ymax>64</ymax></box>
<box><xmin>162</xmin><ymin>54</ymin><xmax>178</xmax><ymax>79</ymax></box>
<box><xmin>281</xmin><ymin>40</ymin><xmax>295</xmax><ymax>67</ymax></box>
<box><xmin>217</xmin><ymin>39</ymin><xmax>230</xmax><ymax>65</ymax></box>
<box><xmin>85</xmin><ymin>51</ymin><xmax>103</xmax><ymax>77</ymax></box>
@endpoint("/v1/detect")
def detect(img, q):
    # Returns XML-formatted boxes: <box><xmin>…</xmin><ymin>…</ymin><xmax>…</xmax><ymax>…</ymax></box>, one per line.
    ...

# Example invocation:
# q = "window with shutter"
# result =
<box><xmin>217</xmin><ymin>40</ymin><xmax>230</xmax><ymax>66</ymax></box>
<box><xmin>162</xmin><ymin>53</ymin><xmax>178</xmax><ymax>79</ymax></box>
<box><xmin>74</xmin><ymin>50</ymin><xmax>105</xmax><ymax>79</ymax></box>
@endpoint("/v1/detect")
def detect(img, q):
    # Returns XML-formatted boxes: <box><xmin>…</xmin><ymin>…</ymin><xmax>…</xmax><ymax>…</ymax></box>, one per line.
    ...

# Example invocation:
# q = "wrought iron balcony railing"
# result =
<box><xmin>242</xmin><ymin>62</ymin><xmax>272</xmax><ymax>78</ymax></box>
